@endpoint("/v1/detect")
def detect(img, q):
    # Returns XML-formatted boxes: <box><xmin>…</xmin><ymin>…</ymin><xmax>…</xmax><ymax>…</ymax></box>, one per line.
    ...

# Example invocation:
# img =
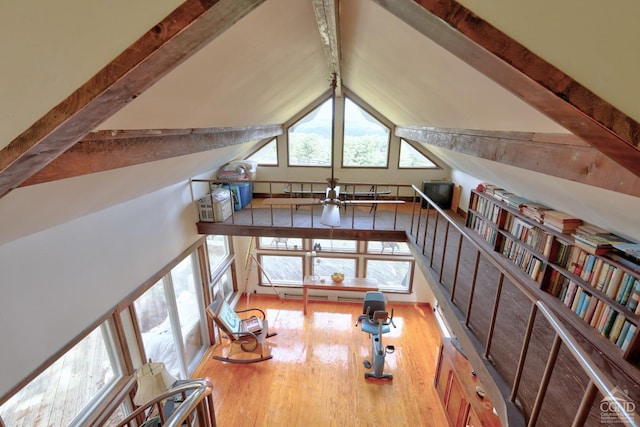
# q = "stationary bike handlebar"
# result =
<box><xmin>354</xmin><ymin>307</ymin><xmax>396</xmax><ymax>329</ymax></box>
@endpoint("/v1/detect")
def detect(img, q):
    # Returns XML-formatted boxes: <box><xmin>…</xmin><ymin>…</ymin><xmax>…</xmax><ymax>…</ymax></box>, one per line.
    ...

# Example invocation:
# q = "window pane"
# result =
<box><xmin>247</xmin><ymin>138</ymin><xmax>278</xmax><ymax>165</ymax></box>
<box><xmin>0</xmin><ymin>325</ymin><xmax>120</xmax><ymax>427</ymax></box>
<box><xmin>314</xmin><ymin>257</ymin><xmax>356</xmax><ymax>277</ymax></box>
<box><xmin>207</xmin><ymin>235</ymin><xmax>229</xmax><ymax>277</ymax></box>
<box><xmin>134</xmin><ymin>280</ymin><xmax>181</xmax><ymax>378</ymax></box>
<box><xmin>366</xmin><ymin>259</ymin><xmax>412</xmax><ymax>291</ymax></box>
<box><xmin>399</xmin><ymin>139</ymin><xmax>437</xmax><ymax>168</ymax></box>
<box><xmin>215</xmin><ymin>265</ymin><xmax>235</xmax><ymax>300</ymax></box>
<box><xmin>259</xmin><ymin>255</ymin><xmax>303</xmax><ymax>285</ymax></box>
<box><xmin>366</xmin><ymin>241</ymin><xmax>411</xmax><ymax>255</ymax></box>
<box><xmin>343</xmin><ymin>97</ymin><xmax>389</xmax><ymax>167</ymax></box>
<box><xmin>258</xmin><ymin>236</ymin><xmax>303</xmax><ymax>251</ymax></box>
<box><xmin>288</xmin><ymin>99</ymin><xmax>332</xmax><ymax>166</ymax></box>
<box><xmin>311</xmin><ymin>239</ymin><xmax>357</xmax><ymax>252</ymax></box>
<box><xmin>170</xmin><ymin>256</ymin><xmax>204</xmax><ymax>371</ymax></box>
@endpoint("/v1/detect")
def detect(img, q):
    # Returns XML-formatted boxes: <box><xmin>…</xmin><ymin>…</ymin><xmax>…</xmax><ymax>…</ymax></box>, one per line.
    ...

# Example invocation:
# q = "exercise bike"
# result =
<box><xmin>355</xmin><ymin>291</ymin><xmax>396</xmax><ymax>380</ymax></box>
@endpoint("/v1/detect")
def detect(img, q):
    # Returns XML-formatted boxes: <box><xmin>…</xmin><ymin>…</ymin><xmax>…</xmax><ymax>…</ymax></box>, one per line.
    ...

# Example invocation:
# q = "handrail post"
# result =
<box><xmin>571</xmin><ymin>381</ymin><xmax>597</xmax><ymax>427</ymax></box>
<box><xmin>464</xmin><ymin>249</ymin><xmax>480</xmax><ymax>324</ymax></box>
<box><xmin>484</xmin><ymin>272</ymin><xmax>504</xmax><ymax>358</ymax></box>
<box><xmin>438</xmin><ymin>221</ymin><xmax>450</xmax><ymax>283</ymax></box>
<box><xmin>511</xmin><ymin>303</ymin><xmax>538</xmax><ymax>401</ymax></box>
<box><xmin>528</xmin><ymin>334</ymin><xmax>562</xmax><ymax>427</ymax></box>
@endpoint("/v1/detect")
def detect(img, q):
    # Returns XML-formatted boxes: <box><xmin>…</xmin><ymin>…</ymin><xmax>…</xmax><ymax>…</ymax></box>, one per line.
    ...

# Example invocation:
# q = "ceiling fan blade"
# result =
<box><xmin>320</xmin><ymin>204</ymin><xmax>341</xmax><ymax>227</ymax></box>
<box><xmin>263</xmin><ymin>198</ymin><xmax>322</xmax><ymax>205</ymax></box>
<box><xmin>343</xmin><ymin>200</ymin><xmax>405</xmax><ymax>204</ymax></box>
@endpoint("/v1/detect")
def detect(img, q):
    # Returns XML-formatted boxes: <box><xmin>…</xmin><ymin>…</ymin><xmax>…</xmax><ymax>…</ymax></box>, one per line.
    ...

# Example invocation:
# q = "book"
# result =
<box><xmin>590</xmin><ymin>300</ymin><xmax>605</xmax><ymax>328</ymax></box>
<box><xmin>615</xmin><ymin>321</ymin><xmax>632</xmax><ymax>348</ymax></box>
<box><xmin>597</xmin><ymin>306</ymin><xmax>612</xmax><ymax>332</ymax></box>
<box><xmin>601</xmin><ymin>309</ymin><xmax>618</xmax><ymax>338</ymax></box>
<box><xmin>616</xmin><ymin>273</ymin><xmax>634</xmax><ymax>305</ymax></box>
<box><xmin>608</xmin><ymin>314</ymin><xmax>626</xmax><ymax>343</ymax></box>
<box><xmin>626</xmin><ymin>279</ymin><xmax>640</xmax><ymax>312</ymax></box>
<box><xmin>583</xmin><ymin>296</ymin><xmax>599</xmax><ymax>324</ymax></box>
<box><xmin>613</xmin><ymin>242</ymin><xmax>640</xmax><ymax>263</ymax></box>
<box><xmin>578</xmin><ymin>294</ymin><xmax>591</xmax><ymax>319</ymax></box>
<box><xmin>605</xmin><ymin>267</ymin><xmax>624</xmax><ymax>299</ymax></box>
<box><xmin>622</xmin><ymin>325</ymin><xmax>637</xmax><ymax>351</ymax></box>
<box><xmin>573</xmin><ymin>233</ymin><xmax>626</xmax><ymax>255</ymax></box>
<box><xmin>544</xmin><ymin>210</ymin><xmax>583</xmax><ymax>232</ymax></box>
<box><xmin>589</xmin><ymin>258</ymin><xmax>604</xmax><ymax>287</ymax></box>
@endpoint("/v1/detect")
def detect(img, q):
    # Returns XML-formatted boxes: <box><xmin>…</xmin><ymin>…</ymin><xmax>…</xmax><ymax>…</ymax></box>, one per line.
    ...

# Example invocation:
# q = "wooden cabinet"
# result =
<box><xmin>466</xmin><ymin>189</ymin><xmax>640</xmax><ymax>366</ymax></box>
<box><xmin>434</xmin><ymin>338</ymin><xmax>501</xmax><ymax>427</ymax></box>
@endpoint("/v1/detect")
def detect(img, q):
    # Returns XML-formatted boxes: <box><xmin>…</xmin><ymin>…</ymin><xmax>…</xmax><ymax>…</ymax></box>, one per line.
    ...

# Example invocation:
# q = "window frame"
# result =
<box><xmin>397</xmin><ymin>138</ymin><xmax>440</xmax><ymax>170</ymax></box>
<box><xmin>364</xmin><ymin>257</ymin><xmax>414</xmax><ymax>293</ymax></box>
<box><xmin>245</xmin><ymin>137</ymin><xmax>279</xmax><ymax>166</ymax></box>
<box><xmin>286</xmin><ymin>97</ymin><xmax>333</xmax><ymax>167</ymax></box>
<box><xmin>341</xmin><ymin>96</ymin><xmax>391</xmax><ymax>169</ymax></box>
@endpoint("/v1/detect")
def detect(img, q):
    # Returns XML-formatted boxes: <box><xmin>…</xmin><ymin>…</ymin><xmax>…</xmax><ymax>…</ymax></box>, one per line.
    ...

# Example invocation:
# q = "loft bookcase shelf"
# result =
<box><xmin>466</xmin><ymin>189</ymin><xmax>640</xmax><ymax>368</ymax></box>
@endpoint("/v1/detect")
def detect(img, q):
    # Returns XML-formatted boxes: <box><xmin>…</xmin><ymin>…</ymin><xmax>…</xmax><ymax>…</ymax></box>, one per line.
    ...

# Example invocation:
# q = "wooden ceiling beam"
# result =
<box><xmin>312</xmin><ymin>0</ymin><xmax>343</xmax><ymax>96</ymax></box>
<box><xmin>397</xmin><ymin>126</ymin><xmax>640</xmax><ymax>198</ymax></box>
<box><xmin>0</xmin><ymin>0</ymin><xmax>266</xmax><ymax>198</ymax></box>
<box><xmin>19</xmin><ymin>125</ymin><xmax>282</xmax><ymax>186</ymax></box>
<box><xmin>376</xmin><ymin>0</ymin><xmax>640</xmax><ymax>177</ymax></box>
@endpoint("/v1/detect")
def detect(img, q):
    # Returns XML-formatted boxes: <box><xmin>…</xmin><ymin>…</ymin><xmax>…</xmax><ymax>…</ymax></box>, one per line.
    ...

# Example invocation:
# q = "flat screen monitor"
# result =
<box><xmin>422</xmin><ymin>181</ymin><xmax>453</xmax><ymax>209</ymax></box>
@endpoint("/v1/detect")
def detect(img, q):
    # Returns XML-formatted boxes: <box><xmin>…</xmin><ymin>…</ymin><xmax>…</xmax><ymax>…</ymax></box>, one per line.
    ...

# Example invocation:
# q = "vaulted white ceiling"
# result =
<box><xmin>1</xmin><ymin>0</ymin><xmax>639</xmax><ymax>244</ymax></box>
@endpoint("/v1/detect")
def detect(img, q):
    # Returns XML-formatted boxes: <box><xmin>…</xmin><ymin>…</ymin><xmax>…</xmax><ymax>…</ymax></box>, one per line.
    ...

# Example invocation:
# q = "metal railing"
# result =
<box><xmin>90</xmin><ymin>378</ymin><xmax>215</xmax><ymax>427</ymax></box>
<box><xmin>190</xmin><ymin>179</ymin><xmax>417</xmax><ymax>231</ymax></box>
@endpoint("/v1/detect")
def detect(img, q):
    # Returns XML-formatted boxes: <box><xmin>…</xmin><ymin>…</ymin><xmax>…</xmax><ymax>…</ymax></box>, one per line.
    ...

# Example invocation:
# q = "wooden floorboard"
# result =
<box><xmin>193</xmin><ymin>295</ymin><xmax>450</xmax><ymax>427</ymax></box>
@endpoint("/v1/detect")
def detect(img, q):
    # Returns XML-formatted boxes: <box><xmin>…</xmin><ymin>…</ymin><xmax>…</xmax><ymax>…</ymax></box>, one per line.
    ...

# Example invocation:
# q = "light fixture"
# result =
<box><xmin>133</xmin><ymin>361</ymin><xmax>177</xmax><ymax>407</ymax></box>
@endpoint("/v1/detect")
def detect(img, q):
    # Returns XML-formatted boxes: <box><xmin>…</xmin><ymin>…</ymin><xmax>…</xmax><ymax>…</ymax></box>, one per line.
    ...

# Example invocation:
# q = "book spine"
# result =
<box><xmin>622</xmin><ymin>325</ymin><xmax>637</xmax><ymax>351</ymax></box>
<box><xmin>627</xmin><ymin>279</ymin><xmax>640</xmax><ymax>312</ymax></box>
<box><xmin>615</xmin><ymin>321</ymin><xmax>632</xmax><ymax>348</ymax></box>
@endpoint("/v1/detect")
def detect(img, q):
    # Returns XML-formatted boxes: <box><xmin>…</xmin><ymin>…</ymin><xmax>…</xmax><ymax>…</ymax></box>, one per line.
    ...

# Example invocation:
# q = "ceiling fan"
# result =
<box><xmin>263</xmin><ymin>75</ymin><xmax>404</xmax><ymax>227</ymax></box>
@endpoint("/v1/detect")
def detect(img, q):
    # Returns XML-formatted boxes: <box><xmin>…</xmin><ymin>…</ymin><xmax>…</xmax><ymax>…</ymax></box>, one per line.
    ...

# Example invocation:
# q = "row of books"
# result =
<box><xmin>468</xmin><ymin>215</ymin><xmax>499</xmax><ymax>246</ymax></box>
<box><xmin>557</xmin><ymin>281</ymin><xmax>636</xmax><ymax>350</ymax></box>
<box><xmin>500</xmin><ymin>238</ymin><xmax>543</xmax><ymax>280</ymax></box>
<box><xmin>567</xmin><ymin>247</ymin><xmax>640</xmax><ymax>309</ymax></box>
<box><xmin>573</xmin><ymin>232</ymin><xmax>627</xmax><ymax>256</ymax></box>
<box><xmin>554</xmin><ymin>241</ymin><xmax>572</xmax><ymax>269</ymax></box>
<box><xmin>470</xmin><ymin>195</ymin><xmax>501</xmax><ymax>224</ymax></box>
<box><xmin>548</xmin><ymin>266</ymin><xmax>640</xmax><ymax>314</ymax></box>
<box><xmin>503</xmin><ymin>213</ymin><xmax>553</xmax><ymax>257</ymax></box>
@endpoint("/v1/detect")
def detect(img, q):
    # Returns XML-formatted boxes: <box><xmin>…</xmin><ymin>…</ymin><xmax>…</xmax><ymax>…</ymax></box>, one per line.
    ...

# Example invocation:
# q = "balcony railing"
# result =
<box><xmin>405</xmin><ymin>185</ymin><xmax>639</xmax><ymax>427</ymax></box>
<box><xmin>190</xmin><ymin>179</ymin><xmax>418</xmax><ymax>233</ymax></box>
<box><xmin>89</xmin><ymin>378</ymin><xmax>215</xmax><ymax>427</ymax></box>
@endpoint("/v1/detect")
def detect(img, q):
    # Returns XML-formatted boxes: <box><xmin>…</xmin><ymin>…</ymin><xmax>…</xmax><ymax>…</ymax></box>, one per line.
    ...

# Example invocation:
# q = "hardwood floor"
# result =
<box><xmin>193</xmin><ymin>295</ymin><xmax>450</xmax><ymax>427</ymax></box>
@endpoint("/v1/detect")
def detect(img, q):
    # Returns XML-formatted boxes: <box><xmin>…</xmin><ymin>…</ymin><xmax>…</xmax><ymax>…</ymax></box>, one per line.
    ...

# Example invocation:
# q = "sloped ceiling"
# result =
<box><xmin>1</xmin><ymin>0</ymin><xmax>639</xmax><ymax>244</ymax></box>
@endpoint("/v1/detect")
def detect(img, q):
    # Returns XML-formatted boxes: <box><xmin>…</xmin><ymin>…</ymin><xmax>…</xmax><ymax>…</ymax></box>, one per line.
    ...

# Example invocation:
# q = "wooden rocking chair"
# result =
<box><xmin>206</xmin><ymin>293</ymin><xmax>277</xmax><ymax>363</ymax></box>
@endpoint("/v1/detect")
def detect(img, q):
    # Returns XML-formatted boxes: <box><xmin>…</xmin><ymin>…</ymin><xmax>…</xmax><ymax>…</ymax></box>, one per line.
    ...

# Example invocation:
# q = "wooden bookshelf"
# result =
<box><xmin>466</xmin><ymin>189</ymin><xmax>640</xmax><ymax>367</ymax></box>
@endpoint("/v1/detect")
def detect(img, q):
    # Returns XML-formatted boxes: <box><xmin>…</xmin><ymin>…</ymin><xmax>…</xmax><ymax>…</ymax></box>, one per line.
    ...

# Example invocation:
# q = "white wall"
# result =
<box><xmin>0</xmin><ymin>182</ymin><xmax>201</xmax><ymax>398</ymax></box>
<box><xmin>437</xmin><ymin>150</ymin><xmax>640</xmax><ymax>243</ymax></box>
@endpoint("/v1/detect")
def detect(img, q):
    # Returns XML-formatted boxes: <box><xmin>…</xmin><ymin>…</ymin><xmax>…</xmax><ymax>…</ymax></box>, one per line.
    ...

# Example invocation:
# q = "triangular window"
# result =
<box><xmin>342</xmin><ymin>97</ymin><xmax>389</xmax><ymax>167</ymax></box>
<box><xmin>246</xmin><ymin>138</ymin><xmax>278</xmax><ymax>166</ymax></box>
<box><xmin>287</xmin><ymin>98</ymin><xmax>333</xmax><ymax>166</ymax></box>
<box><xmin>398</xmin><ymin>139</ymin><xmax>437</xmax><ymax>168</ymax></box>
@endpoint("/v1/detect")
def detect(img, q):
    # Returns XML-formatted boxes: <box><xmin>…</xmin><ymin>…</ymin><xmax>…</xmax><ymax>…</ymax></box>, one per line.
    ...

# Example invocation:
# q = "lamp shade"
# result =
<box><xmin>320</xmin><ymin>204</ymin><xmax>341</xmax><ymax>227</ymax></box>
<box><xmin>133</xmin><ymin>362</ymin><xmax>177</xmax><ymax>406</ymax></box>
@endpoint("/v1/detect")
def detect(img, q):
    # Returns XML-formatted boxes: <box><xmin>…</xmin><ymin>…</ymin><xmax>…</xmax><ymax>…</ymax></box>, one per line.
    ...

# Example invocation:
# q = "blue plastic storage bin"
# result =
<box><xmin>223</xmin><ymin>182</ymin><xmax>253</xmax><ymax>210</ymax></box>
